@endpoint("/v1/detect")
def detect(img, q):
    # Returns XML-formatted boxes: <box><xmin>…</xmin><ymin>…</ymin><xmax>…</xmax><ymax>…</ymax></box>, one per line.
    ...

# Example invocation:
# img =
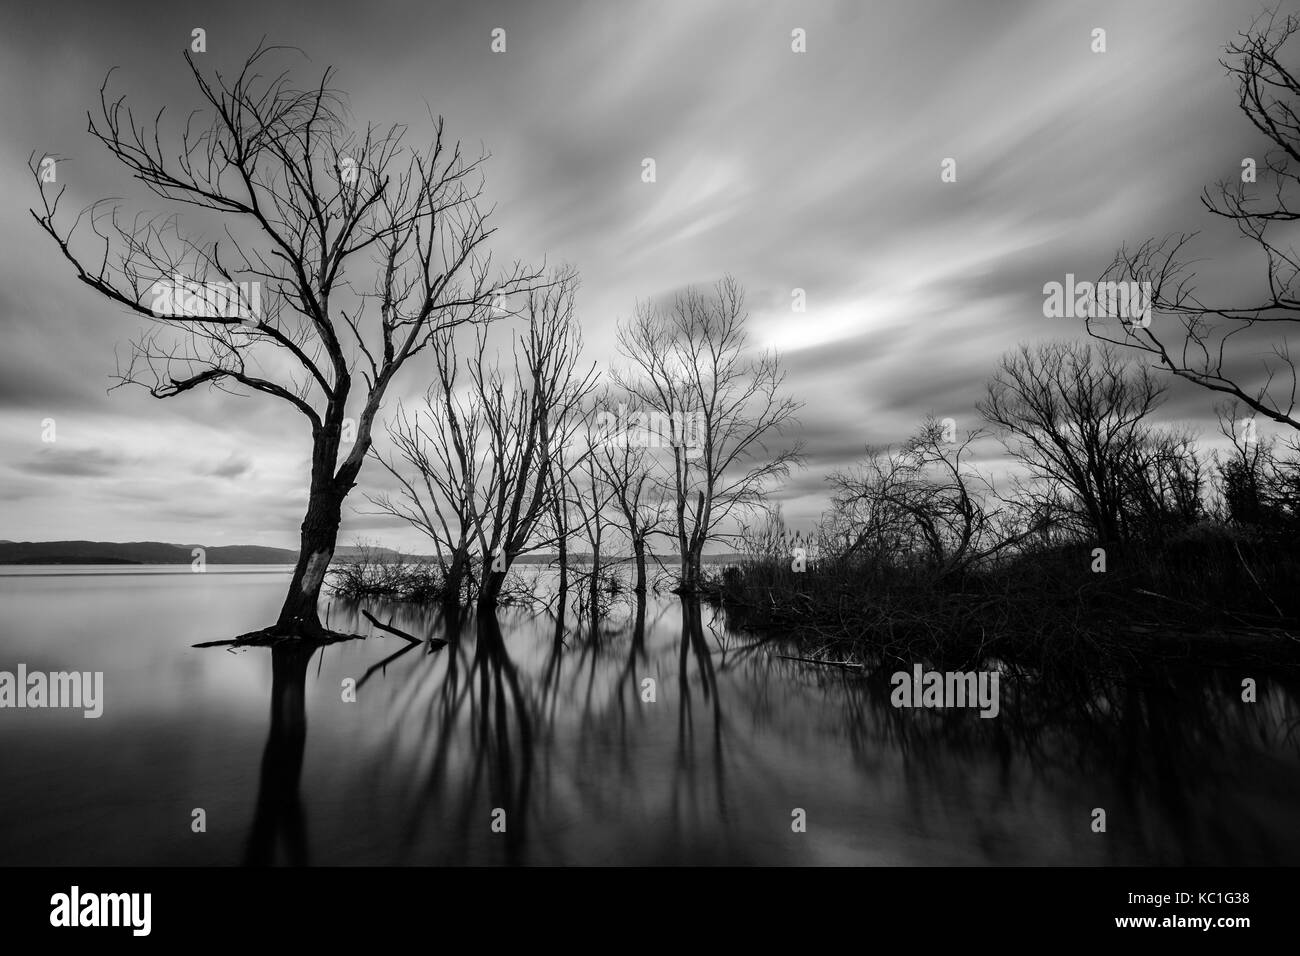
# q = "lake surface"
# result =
<box><xmin>1</xmin><ymin>565</ymin><xmax>1298</xmax><ymax>865</ymax></box>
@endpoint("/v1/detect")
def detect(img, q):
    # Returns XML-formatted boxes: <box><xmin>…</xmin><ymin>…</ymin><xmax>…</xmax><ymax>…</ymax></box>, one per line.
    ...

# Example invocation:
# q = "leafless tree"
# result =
<box><xmin>590</xmin><ymin>390</ymin><xmax>671</xmax><ymax>594</ymax></box>
<box><xmin>1211</xmin><ymin>401</ymin><xmax>1300</xmax><ymax>528</ymax></box>
<box><xmin>472</xmin><ymin>273</ymin><xmax>597</xmax><ymax>605</ymax></box>
<box><xmin>371</xmin><ymin>270</ymin><xmax>596</xmax><ymax>608</ymax></box>
<box><xmin>1120</xmin><ymin>426</ymin><xmax>1207</xmax><ymax>537</ymax></box>
<box><xmin>828</xmin><ymin>418</ymin><xmax>1006</xmax><ymax>576</ymax></box>
<box><xmin>566</xmin><ymin>407</ymin><xmax>618</xmax><ymax>616</ymax></box>
<box><xmin>1214</xmin><ymin>404</ymin><xmax>1275</xmax><ymax>525</ymax></box>
<box><xmin>613</xmin><ymin>276</ymin><xmax>802</xmax><ymax>591</ymax></box>
<box><xmin>542</xmin><ymin>439</ymin><xmax>577</xmax><ymax>601</ymax></box>
<box><xmin>978</xmin><ymin>341</ymin><xmax>1166</xmax><ymax>544</ymax></box>
<box><xmin>824</xmin><ymin>451</ymin><xmax>914</xmax><ymax>566</ymax></box>
<box><xmin>1090</xmin><ymin>11</ymin><xmax>1300</xmax><ymax>432</ymax></box>
<box><xmin>367</xmin><ymin>330</ymin><xmax>483</xmax><ymax>602</ymax></box>
<box><xmin>30</xmin><ymin>44</ymin><xmax>538</xmax><ymax>638</ymax></box>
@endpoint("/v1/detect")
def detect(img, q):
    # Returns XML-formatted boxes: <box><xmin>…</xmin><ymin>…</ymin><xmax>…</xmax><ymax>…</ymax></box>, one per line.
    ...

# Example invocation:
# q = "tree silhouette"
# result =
<box><xmin>1092</xmin><ymin>12</ymin><xmax>1300</xmax><ymax>433</ymax></box>
<box><xmin>31</xmin><ymin>43</ymin><xmax>538</xmax><ymax>638</ymax></box>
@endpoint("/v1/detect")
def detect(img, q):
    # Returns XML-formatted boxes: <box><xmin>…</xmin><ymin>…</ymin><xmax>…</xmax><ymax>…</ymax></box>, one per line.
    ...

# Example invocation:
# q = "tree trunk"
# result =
<box><xmin>678</xmin><ymin>539</ymin><xmax>702</xmax><ymax>592</ymax></box>
<box><xmin>556</xmin><ymin>527</ymin><xmax>569</xmax><ymax>597</ymax></box>
<box><xmin>633</xmin><ymin>538</ymin><xmax>647</xmax><ymax>594</ymax></box>
<box><xmin>277</xmin><ymin>485</ymin><xmax>344</xmax><ymax>636</ymax></box>
<box><xmin>446</xmin><ymin>548</ymin><xmax>468</xmax><ymax>604</ymax></box>
<box><xmin>688</xmin><ymin>549</ymin><xmax>703</xmax><ymax>591</ymax></box>
<box><xmin>244</xmin><ymin>642</ymin><xmax>314</xmax><ymax>865</ymax></box>
<box><xmin>588</xmin><ymin>537</ymin><xmax>601</xmax><ymax>618</ymax></box>
<box><xmin>478</xmin><ymin>564</ymin><xmax>506</xmax><ymax>608</ymax></box>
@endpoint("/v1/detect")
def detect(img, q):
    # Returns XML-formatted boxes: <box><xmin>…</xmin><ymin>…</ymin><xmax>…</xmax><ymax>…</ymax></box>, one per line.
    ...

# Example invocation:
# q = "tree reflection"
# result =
<box><xmin>244</xmin><ymin>642</ymin><xmax>315</xmax><ymax>866</ymax></box>
<box><xmin>236</xmin><ymin>592</ymin><xmax>1300</xmax><ymax>865</ymax></box>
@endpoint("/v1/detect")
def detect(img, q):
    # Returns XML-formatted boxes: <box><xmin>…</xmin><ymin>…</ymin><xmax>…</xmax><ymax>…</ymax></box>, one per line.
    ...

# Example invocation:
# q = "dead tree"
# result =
<box><xmin>471</xmin><ymin>274</ymin><xmax>597</xmax><ymax>606</ymax></box>
<box><xmin>978</xmin><ymin>341</ymin><xmax>1166</xmax><ymax>545</ymax></box>
<box><xmin>542</xmin><ymin>450</ymin><xmax>576</xmax><ymax>600</ymax></box>
<box><xmin>614</xmin><ymin>276</ymin><xmax>802</xmax><ymax>591</ymax></box>
<box><xmin>1090</xmin><ymin>12</ymin><xmax>1300</xmax><ymax>432</ymax></box>
<box><xmin>367</xmin><ymin>330</ymin><xmax>483</xmax><ymax>603</ymax></box>
<box><xmin>567</xmin><ymin>405</ymin><xmax>618</xmax><ymax>617</ymax></box>
<box><xmin>372</xmin><ymin>270</ymin><xmax>596</xmax><ymax>608</ymax></box>
<box><xmin>591</xmin><ymin>390</ymin><xmax>670</xmax><ymax>594</ymax></box>
<box><xmin>29</xmin><ymin>44</ymin><xmax>538</xmax><ymax>638</ymax></box>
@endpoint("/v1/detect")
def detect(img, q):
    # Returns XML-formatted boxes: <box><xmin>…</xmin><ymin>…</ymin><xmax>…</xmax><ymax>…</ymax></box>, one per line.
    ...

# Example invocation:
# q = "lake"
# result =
<box><xmin>1</xmin><ymin>565</ymin><xmax>1297</xmax><ymax>865</ymax></box>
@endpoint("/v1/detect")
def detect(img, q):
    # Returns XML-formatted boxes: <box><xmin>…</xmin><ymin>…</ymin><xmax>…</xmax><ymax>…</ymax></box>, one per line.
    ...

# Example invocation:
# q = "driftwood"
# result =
<box><xmin>355</xmin><ymin>610</ymin><xmax>449</xmax><ymax>687</ymax></box>
<box><xmin>193</xmin><ymin>624</ymin><xmax>363</xmax><ymax>649</ymax></box>
<box><xmin>771</xmin><ymin>653</ymin><xmax>865</xmax><ymax>672</ymax></box>
<box><xmin>193</xmin><ymin>609</ymin><xmax>450</xmax><ymax>649</ymax></box>
<box><xmin>361</xmin><ymin>609</ymin><xmax>426</xmax><ymax>644</ymax></box>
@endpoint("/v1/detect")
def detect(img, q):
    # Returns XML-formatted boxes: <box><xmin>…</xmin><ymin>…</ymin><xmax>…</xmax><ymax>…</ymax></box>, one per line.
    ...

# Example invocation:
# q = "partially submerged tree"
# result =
<box><xmin>367</xmin><ymin>332</ymin><xmax>483</xmax><ymax>604</ymax></box>
<box><xmin>31</xmin><ymin>44</ymin><xmax>536</xmax><ymax>638</ymax></box>
<box><xmin>1091</xmin><ymin>11</ymin><xmax>1300</xmax><ymax>432</ymax></box>
<box><xmin>614</xmin><ymin>276</ymin><xmax>802</xmax><ymax>591</ymax></box>
<box><xmin>467</xmin><ymin>273</ymin><xmax>597</xmax><ymax>606</ymax></box>
<box><xmin>591</xmin><ymin>390</ymin><xmax>670</xmax><ymax>594</ymax></box>
<box><xmin>370</xmin><ymin>270</ymin><xmax>596</xmax><ymax>608</ymax></box>
<box><xmin>566</xmin><ymin>408</ymin><xmax>618</xmax><ymax>617</ymax></box>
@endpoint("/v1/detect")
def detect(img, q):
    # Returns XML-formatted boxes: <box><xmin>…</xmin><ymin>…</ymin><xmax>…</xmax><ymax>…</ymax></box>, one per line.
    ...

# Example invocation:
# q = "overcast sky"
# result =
<box><xmin>0</xmin><ymin>0</ymin><xmax>1291</xmax><ymax>550</ymax></box>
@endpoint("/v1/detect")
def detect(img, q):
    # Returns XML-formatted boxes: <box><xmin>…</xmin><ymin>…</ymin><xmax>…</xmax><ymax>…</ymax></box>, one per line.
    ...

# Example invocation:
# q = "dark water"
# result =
<box><xmin>1</xmin><ymin>565</ymin><xmax>1298</xmax><ymax>865</ymax></box>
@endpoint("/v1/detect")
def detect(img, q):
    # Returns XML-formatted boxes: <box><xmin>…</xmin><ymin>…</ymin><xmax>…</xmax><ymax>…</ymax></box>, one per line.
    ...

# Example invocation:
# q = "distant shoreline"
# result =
<box><xmin>0</xmin><ymin>541</ymin><xmax>742</xmax><ymax>566</ymax></box>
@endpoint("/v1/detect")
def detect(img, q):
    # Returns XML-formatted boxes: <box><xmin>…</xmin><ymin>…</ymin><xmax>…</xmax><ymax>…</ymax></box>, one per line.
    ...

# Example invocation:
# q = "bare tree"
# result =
<box><xmin>372</xmin><ymin>270</ymin><xmax>595</xmax><ymax>608</ymax></box>
<box><xmin>828</xmin><ymin>418</ymin><xmax>1006</xmax><ymax>576</ymax></box>
<box><xmin>1120</xmin><ymin>426</ymin><xmax>1207</xmax><ymax>537</ymax></box>
<box><xmin>542</xmin><ymin>439</ymin><xmax>577</xmax><ymax>601</ymax></box>
<box><xmin>30</xmin><ymin>44</ymin><xmax>538</xmax><ymax>638</ymax></box>
<box><xmin>471</xmin><ymin>273</ymin><xmax>597</xmax><ymax>606</ymax></box>
<box><xmin>1215</xmin><ymin>404</ymin><xmax>1275</xmax><ymax>525</ymax></box>
<box><xmin>1211</xmin><ymin>401</ymin><xmax>1300</xmax><ymax>529</ymax></box>
<box><xmin>591</xmin><ymin>390</ymin><xmax>670</xmax><ymax>594</ymax></box>
<box><xmin>613</xmin><ymin>276</ymin><xmax>802</xmax><ymax>591</ymax></box>
<box><xmin>367</xmin><ymin>330</ymin><xmax>483</xmax><ymax>603</ymax></box>
<box><xmin>824</xmin><ymin>451</ymin><xmax>914</xmax><ymax>565</ymax></box>
<box><xmin>566</xmin><ymin>408</ymin><xmax>618</xmax><ymax>616</ymax></box>
<box><xmin>1090</xmin><ymin>11</ymin><xmax>1300</xmax><ymax>432</ymax></box>
<box><xmin>978</xmin><ymin>341</ymin><xmax>1166</xmax><ymax>545</ymax></box>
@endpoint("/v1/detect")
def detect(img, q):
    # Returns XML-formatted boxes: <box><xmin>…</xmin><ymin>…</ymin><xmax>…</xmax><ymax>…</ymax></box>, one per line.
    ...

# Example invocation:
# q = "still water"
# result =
<box><xmin>1</xmin><ymin>565</ymin><xmax>1297</xmax><ymax>865</ymax></box>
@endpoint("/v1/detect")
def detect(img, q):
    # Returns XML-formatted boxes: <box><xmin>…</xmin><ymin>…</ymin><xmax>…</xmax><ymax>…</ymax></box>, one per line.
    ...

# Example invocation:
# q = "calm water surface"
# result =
<box><xmin>1</xmin><ymin>565</ymin><xmax>1297</xmax><ymax>865</ymax></box>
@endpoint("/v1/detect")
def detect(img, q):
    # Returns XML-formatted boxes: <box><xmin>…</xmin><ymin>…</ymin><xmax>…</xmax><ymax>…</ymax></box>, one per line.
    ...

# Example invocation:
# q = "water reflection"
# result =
<box><xmin>245</xmin><ymin>642</ymin><xmax>313</xmax><ymax>866</ymax></box>
<box><xmin>231</xmin><ymin>593</ymin><xmax>1300</xmax><ymax>865</ymax></box>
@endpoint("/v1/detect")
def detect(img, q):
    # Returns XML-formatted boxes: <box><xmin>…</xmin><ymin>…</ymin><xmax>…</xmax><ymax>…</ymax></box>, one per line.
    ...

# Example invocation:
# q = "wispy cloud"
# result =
<box><xmin>0</xmin><ymin>0</ymin><xmax>1281</xmax><ymax>546</ymax></box>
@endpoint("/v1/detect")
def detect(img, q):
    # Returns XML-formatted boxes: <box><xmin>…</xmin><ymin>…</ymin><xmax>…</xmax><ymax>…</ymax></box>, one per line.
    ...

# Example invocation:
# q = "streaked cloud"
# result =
<box><xmin>0</xmin><ymin>0</ymin><xmax>1284</xmax><ymax>547</ymax></box>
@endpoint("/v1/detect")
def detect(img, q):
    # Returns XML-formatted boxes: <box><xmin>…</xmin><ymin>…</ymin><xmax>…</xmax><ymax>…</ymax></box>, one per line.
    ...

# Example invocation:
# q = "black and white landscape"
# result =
<box><xmin>2</xmin><ymin>0</ymin><xmax>1299</xmax><ymax>904</ymax></box>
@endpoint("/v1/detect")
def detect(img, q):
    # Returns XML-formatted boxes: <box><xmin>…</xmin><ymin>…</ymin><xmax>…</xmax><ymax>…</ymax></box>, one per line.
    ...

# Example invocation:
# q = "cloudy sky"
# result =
<box><xmin>0</xmin><ymin>0</ymin><xmax>1291</xmax><ymax>550</ymax></box>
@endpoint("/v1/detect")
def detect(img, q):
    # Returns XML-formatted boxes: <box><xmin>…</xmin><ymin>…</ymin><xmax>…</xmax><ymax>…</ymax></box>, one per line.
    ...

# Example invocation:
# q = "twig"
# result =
<box><xmin>362</xmin><ymin>609</ymin><xmax>421</xmax><ymax>644</ymax></box>
<box><xmin>1232</xmin><ymin>539</ymin><xmax>1285</xmax><ymax>620</ymax></box>
<box><xmin>771</xmin><ymin>653</ymin><xmax>865</xmax><ymax>671</ymax></box>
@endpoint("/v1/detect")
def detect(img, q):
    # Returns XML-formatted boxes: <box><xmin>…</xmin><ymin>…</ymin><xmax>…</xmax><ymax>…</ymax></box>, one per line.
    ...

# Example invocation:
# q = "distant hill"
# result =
<box><xmin>0</xmin><ymin>541</ymin><xmax>299</xmax><ymax>565</ymax></box>
<box><xmin>13</xmin><ymin>555</ymin><xmax>142</xmax><ymax>565</ymax></box>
